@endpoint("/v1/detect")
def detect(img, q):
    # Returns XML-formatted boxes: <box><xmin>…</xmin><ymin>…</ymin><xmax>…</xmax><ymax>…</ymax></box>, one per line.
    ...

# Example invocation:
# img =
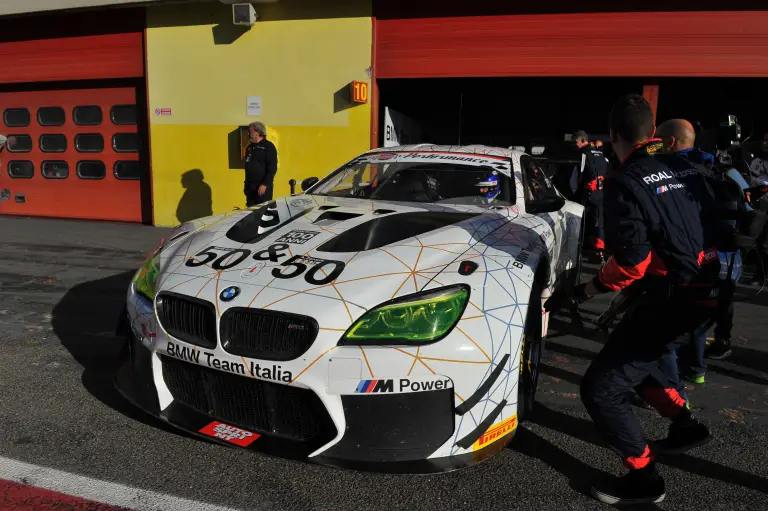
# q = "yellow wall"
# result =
<box><xmin>145</xmin><ymin>1</ymin><xmax>372</xmax><ymax>226</ymax></box>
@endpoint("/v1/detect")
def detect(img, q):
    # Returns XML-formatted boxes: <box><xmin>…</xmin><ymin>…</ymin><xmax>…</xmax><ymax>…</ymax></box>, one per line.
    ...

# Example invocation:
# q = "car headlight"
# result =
<box><xmin>338</xmin><ymin>285</ymin><xmax>470</xmax><ymax>346</ymax></box>
<box><xmin>133</xmin><ymin>241</ymin><xmax>164</xmax><ymax>301</ymax></box>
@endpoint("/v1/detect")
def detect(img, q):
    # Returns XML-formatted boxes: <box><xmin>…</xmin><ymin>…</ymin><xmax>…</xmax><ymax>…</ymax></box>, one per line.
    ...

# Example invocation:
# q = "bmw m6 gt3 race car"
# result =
<box><xmin>115</xmin><ymin>144</ymin><xmax>585</xmax><ymax>472</ymax></box>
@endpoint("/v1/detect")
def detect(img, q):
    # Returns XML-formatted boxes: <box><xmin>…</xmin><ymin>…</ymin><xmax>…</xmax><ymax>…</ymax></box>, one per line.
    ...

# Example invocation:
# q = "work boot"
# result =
<box><xmin>652</xmin><ymin>413</ymin><xmax>712</xmax><ymax>455</ymax></box>
<box><xmin>705</xmin><ymin>338</ymin><xmax>733</xmax><ymax>360</ymax></box>
<box><xmin>591</xmin><ymin>462</ymin><xmax>665</xmax><ymax>505</ymax></box>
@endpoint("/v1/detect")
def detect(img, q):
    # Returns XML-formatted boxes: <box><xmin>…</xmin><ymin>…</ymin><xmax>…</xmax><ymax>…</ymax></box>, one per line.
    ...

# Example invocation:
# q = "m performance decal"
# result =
<box><xmin>331</xmin><ymin>376</ymin><xmax>454</xmax><ymax>395</ymax></box>
<box><xmin>356</xmin><ymin>379</ymin><xmax>394</xmax><ymax>393</ymax></box>
<box><xmin>354</xmin><ymin>151</ymin><xmax>512</xmax><ymax>172</ymax></box>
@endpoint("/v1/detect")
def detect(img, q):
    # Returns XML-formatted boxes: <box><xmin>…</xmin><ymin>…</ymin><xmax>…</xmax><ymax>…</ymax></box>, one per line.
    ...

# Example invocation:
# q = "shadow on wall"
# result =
<box><xmin>176</xmin><ymin>169</ymin><xmax>213</xmax><ymax>223</ymax></box>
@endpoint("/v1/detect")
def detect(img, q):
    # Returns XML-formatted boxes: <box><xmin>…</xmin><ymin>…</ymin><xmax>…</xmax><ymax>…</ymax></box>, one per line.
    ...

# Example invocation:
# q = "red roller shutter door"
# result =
<box><xmin>0</xmin><ymin>8</ymin><xmax>145</xmax><ymax>85</ymax></box>
<box><xmin>0</xmin><ymin>9</ymin><xmax>146</xmax><ymax>222</ymax></box>
<box><xmin>376</xmin><ymin>11</ymin><xmax>768</xmax><ymax>78</ymax></box>
<box><xmin>0</xmin><ymin>88</ymin><xmax>144</xmax><ymax>222</ymax></box>
<box><xmin>0</xmin><ymin>33</ymin><xmax>144</xmax><ymax>85</ymax></box>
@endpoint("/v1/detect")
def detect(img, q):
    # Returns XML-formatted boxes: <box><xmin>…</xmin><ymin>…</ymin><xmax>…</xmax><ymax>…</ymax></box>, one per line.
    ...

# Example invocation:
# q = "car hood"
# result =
<box><xmin>153</xmin><ymin>196</ymin><xmax>516</xmax><ymax>322</ymax></box>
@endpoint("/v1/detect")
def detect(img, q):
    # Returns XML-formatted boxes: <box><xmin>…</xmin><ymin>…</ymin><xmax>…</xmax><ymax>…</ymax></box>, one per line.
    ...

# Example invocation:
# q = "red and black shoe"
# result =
<box><xmin>591</xmin><ymin>462</ymin><xmax>666</xmax><ymax>505</ymax></box>
<box><xmin>652</xmin><ymin>415</ymin><xmax>712</xmax><ymax>455</ymax></box>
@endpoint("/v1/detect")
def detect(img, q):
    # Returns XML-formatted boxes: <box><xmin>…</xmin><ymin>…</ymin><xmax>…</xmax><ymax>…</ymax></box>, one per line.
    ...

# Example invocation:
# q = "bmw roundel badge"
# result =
<box><xmin>220</xmin><ymin>286</ymin><xmax>241</xmax><ymax>302</ymax></box>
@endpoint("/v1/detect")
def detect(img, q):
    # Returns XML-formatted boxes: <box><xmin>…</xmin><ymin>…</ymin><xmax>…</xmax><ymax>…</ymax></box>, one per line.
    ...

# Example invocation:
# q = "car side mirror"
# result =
<box><xmin>301</xmin><ymin>177</ymin><xmax>319</xmax><ymax>192</ymax></box>
<box><xmin>527</xmin><ymin>195</ymin><xmax>565</xmax><ymax>214</ymax></box>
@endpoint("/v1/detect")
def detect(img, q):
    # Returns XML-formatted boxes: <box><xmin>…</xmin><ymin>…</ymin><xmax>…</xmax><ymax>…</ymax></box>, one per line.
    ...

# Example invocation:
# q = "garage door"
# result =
<box><xmin>0</xmin><ymin>88</ymin><xmax>144</xmax><ymax>222</ymax></box>
<box><xmin>375</xmin><ymin>11</ymin><xmax>768</xmax><ymax>78</ymax></box>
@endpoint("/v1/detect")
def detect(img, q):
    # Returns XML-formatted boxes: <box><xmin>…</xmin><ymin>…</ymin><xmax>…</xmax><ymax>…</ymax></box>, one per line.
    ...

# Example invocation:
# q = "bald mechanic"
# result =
<box><xmin>656</xmin><ymin>120</ymin><xmax>741</xmax><ymax>366</ymax></box>
<box><xmin>545</xmin><ymin>95</ymin><xmax>722</xmax><ymax>505</ymax></box>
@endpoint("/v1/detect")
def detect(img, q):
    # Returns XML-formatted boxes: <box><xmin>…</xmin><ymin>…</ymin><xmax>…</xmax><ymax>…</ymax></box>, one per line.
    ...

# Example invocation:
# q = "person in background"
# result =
<box><xmin>0</xmin><ymin>133</ymin><xmax>12</xmax><ymax>168</ymax></box>
<box><xmin>573</xmin><ymin>129</ymin><xmax>610</xmax><ymax>263</ymax></box>
<box><xmin>244</xmin><ymin>121</ymin><xmax>278</xmax><ymax>207</ymax></box>
<box><xmin>656</xmin><ymin>119</ymin><xmax>743</xmax><ymax>368</ymax></box>
<box><xmin>748</xmin><ymin>132</ymin><xmax>768</xmax><ymax>184</ymax></box>
<box><xmin>0</xmin><ymin>134</ymin><xmax>12</xmax><ymax>203</ymax></box>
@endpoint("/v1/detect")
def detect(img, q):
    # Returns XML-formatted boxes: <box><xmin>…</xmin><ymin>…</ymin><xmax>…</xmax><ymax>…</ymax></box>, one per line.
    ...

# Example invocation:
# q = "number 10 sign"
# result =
<box><xmin>351</xmin><ymin>81</ymin><xmax>369</xmax><ymax>104</ymax></box>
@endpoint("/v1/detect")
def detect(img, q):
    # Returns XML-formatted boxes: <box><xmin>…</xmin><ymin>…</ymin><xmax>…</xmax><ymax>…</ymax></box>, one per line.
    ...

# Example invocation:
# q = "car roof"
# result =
<box><xmin>365</xmin><ymin>144</ymin><xmax>526</xmax><ymax>160</ymax></box>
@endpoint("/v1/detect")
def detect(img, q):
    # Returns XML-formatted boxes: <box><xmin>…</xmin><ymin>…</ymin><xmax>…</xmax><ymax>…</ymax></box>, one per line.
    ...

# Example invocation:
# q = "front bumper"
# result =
<box><xmin>114</xmin><ymin>331</ymin><xmax>514</xmax><ymax>473</ymax></box>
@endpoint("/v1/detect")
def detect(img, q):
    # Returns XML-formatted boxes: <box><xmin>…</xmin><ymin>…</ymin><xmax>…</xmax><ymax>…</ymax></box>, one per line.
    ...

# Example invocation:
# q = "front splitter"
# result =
<box><xmin>113</xmin><ymin>335</ymin><xmax>515</xmax><ymax>474</ymax></box>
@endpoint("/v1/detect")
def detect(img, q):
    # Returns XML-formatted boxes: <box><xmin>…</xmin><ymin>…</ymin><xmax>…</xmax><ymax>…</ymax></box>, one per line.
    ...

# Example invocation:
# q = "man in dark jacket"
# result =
<box><xmin>656</xmin><ymin>119</ymin><xmax>745</xmax><ymax>368</ymax></box>
<box><xmin>572</xmin><ymin>130</ymin><xmax>611</xmax><ymax>263</ymax></box>
<box><xmin>546</xmin><ymin>95</ymin><xmax>720</xmax><ymax>505</ymax></box>
<box><xmin>244</xmin><ymin>121</ymin><xmax>278</xmax><ymax>207</ymax></box>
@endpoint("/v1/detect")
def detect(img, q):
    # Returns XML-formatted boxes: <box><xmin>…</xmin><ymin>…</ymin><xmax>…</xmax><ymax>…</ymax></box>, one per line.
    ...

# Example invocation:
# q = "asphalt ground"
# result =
<box><xmin>0</xmin><ymin>215</ymin><xmax>766</xmax><ymax>510</ymax></box>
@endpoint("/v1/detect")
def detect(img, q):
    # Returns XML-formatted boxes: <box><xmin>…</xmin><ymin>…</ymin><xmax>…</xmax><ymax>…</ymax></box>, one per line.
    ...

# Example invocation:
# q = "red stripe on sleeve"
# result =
<box><xmin>647</xmin><ymin>250</ymin><xmax>668</xmax><ymax>276</ymax></box>
<box><xmin>597</xmin><ymin>252</ymin><xmax>652</xmax><ymax>291</ymax></box>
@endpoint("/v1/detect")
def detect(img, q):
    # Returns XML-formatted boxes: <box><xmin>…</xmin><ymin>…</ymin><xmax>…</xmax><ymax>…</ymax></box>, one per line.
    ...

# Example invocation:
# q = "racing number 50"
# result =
<box><xmin>272</xmin><ymin>256</ymin><xmax>345</xmax><ymax>285</ymax></box>
<box><xmin>185</xmin><ymin>246</ymin><xmax>250</xmax><ymax>271</ymax></box>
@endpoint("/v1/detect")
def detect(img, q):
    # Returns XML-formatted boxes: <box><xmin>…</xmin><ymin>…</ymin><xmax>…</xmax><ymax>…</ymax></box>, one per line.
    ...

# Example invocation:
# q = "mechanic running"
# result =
<box><xmin>572</xmin><ymin>130</ymin><xmax>610</xmax><ymax>264</ymax></box>
<box><xmin>244</xmin><ymin>121</ymin><xmax>278</xmax><ymax>207</ymax></box>
<box><xmin>546</xmin><ymin>95</ymin><xmax>724</xmax><ymax>505</ymax></box>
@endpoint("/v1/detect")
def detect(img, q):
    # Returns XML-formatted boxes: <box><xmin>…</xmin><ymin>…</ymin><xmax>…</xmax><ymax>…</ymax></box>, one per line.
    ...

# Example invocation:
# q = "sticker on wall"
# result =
<box><xmin>154</xmin><ymin>108</ymin><xmax>172</xmax><ymax>116</ymax></box>
<box><xmin>247</xmin><ymin>96</ymin><xmax>262</xmax><ymax>116</ymax></box>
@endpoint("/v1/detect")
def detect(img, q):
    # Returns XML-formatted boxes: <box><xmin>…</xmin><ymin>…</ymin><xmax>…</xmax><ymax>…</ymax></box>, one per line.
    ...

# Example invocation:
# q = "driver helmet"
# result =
<box><xmin>476</xmin><ymin>172</ymin><xmax>500</xmax><ymax>200</ymax></box>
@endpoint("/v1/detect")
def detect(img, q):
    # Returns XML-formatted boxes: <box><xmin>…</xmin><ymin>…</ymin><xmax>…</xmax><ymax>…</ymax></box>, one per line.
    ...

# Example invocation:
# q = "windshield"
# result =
<box><xmin>307</xmin><ymin>160</ymin><xmax>515</xmax><ymax>206</ymax></box>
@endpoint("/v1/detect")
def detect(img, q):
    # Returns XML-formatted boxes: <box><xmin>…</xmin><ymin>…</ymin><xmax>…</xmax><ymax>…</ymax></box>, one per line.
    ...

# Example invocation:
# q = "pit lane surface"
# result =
<box><xmin>0</xmin><ymin>216</ymin><xmax>766</xmax><ymax>511</ymax></box>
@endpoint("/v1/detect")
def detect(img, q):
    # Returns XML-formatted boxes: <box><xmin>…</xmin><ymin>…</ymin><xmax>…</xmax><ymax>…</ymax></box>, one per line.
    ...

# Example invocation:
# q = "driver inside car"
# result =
<box><xmin>475</xmin><ymin>173</ymin><xmax>501</xmax><ymax>203</ymax></box>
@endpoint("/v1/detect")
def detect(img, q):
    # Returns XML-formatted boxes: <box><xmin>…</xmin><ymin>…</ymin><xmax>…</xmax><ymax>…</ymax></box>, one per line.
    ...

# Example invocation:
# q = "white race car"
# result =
<box><xmin>116</xmin><ymin>144</ymin><xmax>585</xmax><ymax>472</ymax></box>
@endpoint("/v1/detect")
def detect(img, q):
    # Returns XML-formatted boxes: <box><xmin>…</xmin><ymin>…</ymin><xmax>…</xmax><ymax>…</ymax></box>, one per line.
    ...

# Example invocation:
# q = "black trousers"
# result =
<box><xmin>580</xmin><ymin>298</ymin><xmax>713</xmax><ymax>462</ymax></box>
<box><xmin>584</xmin><ymin>197</ymin><xmax>605</xmax><ymax>250</ymax></box>
<box><xmin>244</xmin><ymin>182</ymin><xmax>273</xmax><ymax>207</ymax></box>
<box><xmin>713</xmin><ymin>301</ymin><xmax>734</xmax><ymax>341</ymax></box>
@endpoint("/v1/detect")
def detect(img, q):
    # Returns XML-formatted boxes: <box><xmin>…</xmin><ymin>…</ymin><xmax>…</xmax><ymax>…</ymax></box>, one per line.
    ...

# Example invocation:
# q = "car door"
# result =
<box><xmin>520</xmin><ymin>154</ymin><xmax>567</xmax><ymax>275</ymax></box>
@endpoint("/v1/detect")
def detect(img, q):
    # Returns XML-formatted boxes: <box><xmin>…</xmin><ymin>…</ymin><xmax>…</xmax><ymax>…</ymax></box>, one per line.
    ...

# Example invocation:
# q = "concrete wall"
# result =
<box><xmin>145</xmin><ymin>0</ymin><xmax>372</xmax><ymax>226</ymax></box>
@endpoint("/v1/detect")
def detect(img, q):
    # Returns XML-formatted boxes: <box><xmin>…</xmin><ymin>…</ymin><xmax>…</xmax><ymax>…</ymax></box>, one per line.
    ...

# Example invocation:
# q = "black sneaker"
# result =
<box><xmin>652</xmin><ymin>416</ymin><xmax>712</xmax><ymax>455</ymax></box>
<box><xmin>591</xmin><ymin>463</ymin><xmax>665</xmax><ymax>505</ymax></box>
<box><xmin>705</xmin><ymin>340</ymin><xmax>732</xmax><ymax>360</ymax></box>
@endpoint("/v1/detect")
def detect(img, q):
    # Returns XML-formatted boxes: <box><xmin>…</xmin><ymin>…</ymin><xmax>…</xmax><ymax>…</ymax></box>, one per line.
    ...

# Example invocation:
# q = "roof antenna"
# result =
<box><xmin>457</xmin><ymin>93</ymin><xmax>463</xmax><ymax>146</ymax></box>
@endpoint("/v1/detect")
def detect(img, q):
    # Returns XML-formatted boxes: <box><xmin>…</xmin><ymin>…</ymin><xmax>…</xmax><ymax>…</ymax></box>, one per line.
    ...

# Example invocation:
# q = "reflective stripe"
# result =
<box><xmin>597</xmin><ymin>252</ymin><xmax>652</xmax><ymax>291</ymax></box>
<box><xmin>624</xmin><ymin>445</ymin><xmax>654</xmax><ymax>470</ymax></box>
<box><xmin>642</xmin><ymin>387</ymin><xmax>686</xmax><ymax>419</ymax></box>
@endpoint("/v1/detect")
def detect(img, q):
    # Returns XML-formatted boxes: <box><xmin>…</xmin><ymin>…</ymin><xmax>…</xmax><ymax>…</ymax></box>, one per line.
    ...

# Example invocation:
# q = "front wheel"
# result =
<box><xmin>518</xmin><ymin>280</ymin><xmax>543</xmax><ymax>422</ymax></box>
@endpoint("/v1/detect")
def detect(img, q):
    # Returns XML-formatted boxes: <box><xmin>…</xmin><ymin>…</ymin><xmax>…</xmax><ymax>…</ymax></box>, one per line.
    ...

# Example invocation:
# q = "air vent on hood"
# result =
<box><xmin>226</xmin><ymin>202</ymin><xmax>310</xmax><ymax>243</ymax></box>
<box><xmin>317</xmin><ymin>205</ymin><xmax>338</xmax><ymax>211</ymax></box>
<box><xmin>313</xmin><ymin>211</ymin><xmax>362</xmax><ymax>225</ymax></box>
<box><xmin>316</xmin><ymin>211</ymin><xmax>480</xmax><ymax>253</ymax></box>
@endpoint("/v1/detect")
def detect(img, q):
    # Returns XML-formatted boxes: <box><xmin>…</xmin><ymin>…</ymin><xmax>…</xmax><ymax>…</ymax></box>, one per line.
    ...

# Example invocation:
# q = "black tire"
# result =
<box><xmin>518</xmin><ymin>279</ymin><xmax>544</xmax><ymax>422</ymax></box>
